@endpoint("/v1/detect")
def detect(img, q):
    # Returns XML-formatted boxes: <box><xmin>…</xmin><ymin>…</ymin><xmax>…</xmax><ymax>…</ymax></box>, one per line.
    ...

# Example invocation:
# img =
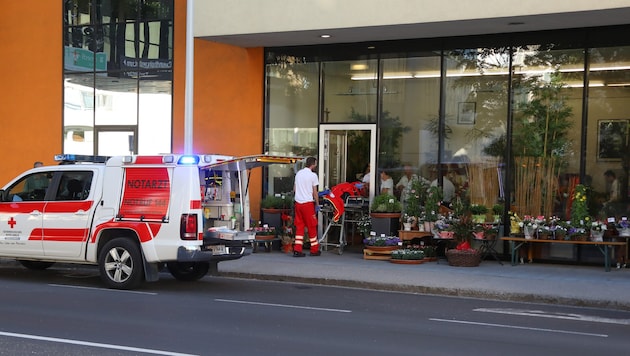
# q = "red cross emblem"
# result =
<box><xmin>8</xmin><ymin>217</ymin><xmax>16</xmax><ymax>228</ymax></box>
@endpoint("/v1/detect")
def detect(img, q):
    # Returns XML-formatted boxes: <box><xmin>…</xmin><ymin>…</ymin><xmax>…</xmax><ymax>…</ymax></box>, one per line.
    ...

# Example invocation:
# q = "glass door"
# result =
<box><xmin>318</xmin><ymin>124</ymin><xmax>376</xmax><ymax>202</ymax></box>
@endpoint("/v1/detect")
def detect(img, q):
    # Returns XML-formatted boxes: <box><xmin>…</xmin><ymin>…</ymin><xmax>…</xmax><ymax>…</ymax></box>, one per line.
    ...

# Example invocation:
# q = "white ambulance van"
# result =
<box><xmin>0</xmin><ymin>154</ymin><xmax>299</xmax><ymax>289</ymax></box>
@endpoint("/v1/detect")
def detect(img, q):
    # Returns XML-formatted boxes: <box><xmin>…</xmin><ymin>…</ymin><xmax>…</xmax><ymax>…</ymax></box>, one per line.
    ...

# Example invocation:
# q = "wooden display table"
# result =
<box><xmin>398</xmin><ymin>230</ymin><xmax>432</xmax><ymax>242</ymax></box>
<box><xmin>501</xmin><ymin>236</ymin><xmax>627</xmax><ymax>271</ymax></box>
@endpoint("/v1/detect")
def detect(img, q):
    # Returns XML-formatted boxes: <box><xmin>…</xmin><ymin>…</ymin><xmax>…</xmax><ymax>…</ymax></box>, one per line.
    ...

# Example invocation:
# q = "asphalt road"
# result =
<box><xmin>0</xmin><ymin>262</ymin><xmax>629</xmax><ymax>355</ymax></box>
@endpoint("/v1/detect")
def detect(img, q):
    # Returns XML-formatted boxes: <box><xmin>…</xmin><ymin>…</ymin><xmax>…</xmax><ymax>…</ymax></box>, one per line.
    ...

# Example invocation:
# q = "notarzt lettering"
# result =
<box><xmin>126</xmin><ymin>179</ymin><xmax>170</xmax><ymax>189</ymax></box>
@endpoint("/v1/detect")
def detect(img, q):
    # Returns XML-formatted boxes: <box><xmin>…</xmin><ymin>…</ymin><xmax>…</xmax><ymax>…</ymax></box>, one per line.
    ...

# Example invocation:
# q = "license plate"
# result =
<box><xmin>210</xmin><ymin>245</ymin><xmax>227</xmax><ymax>255</ymax></box>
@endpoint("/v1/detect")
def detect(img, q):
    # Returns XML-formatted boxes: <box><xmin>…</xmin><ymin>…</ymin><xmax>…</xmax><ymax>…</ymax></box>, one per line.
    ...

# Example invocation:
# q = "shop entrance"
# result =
<box><xmin>318</xmin><ymin>124</ymin><xmax>376</xmax><ymax>202</ymax></box>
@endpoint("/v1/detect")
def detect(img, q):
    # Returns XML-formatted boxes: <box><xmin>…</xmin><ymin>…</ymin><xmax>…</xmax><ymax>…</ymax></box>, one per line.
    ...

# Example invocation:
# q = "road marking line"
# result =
<box><xmin>474</xmin><ymin>308</ymin><xmax>630</xmax><ymax>325</ymax></box>
<box><xmin>429</xmin><ymin>318</ymin><xmax>608</xmax><ymax>338</ymax></box>
<box><xmin>49</xmin><ymin>284</ymin><xmax>157</xmax><ymax>295</ymax></box>
<box><xmin>0</xmin><ymin>331</ymin><xmax>197</xmax><ymax>356</ymax></box>
<box><xmin>215</xmin><ymin>298</ymin><xmax>352</xmax><ymax>313</ymax></box>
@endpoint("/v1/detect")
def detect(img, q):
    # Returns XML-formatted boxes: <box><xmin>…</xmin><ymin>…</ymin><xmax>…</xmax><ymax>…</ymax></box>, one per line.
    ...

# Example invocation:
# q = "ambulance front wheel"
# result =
<box><xmin>99</xmin><ymin>238</ymin><xmax>144</xmax><ymax>290</ymax></box>
<box><xmin>166</xmin><ymin>262</ymin><xmax>210</xmax><ymax>281</ymax></box>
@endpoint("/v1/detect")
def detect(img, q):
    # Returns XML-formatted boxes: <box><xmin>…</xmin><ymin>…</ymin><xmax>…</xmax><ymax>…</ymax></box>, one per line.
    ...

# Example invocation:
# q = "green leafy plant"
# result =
<box><xmin>371</xmin><ymin>193</ymin><xmax>402</xmax><ymax>213</ymax></box>
<box><xmin>261</xmin><ymin>195</ymin><xmax>293</xmax><ymax>209</ymax></box>
<box><xmin>492</xmin><ymin>203</ymin><xmax>504</xmax><ymax>215</ymax></box>
<box><xmin>469</xmin><ymin>204</ymin><xmax>489</xmax><ymax>215</ymax></box>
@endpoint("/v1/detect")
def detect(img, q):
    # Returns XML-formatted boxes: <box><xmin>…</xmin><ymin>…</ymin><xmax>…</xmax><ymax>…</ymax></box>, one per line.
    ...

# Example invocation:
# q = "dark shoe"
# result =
<box><xmin>293</xmin><ymin>251</ymin><xmax>306</xmax><ymax>257</ymax></box>
<box><xmin>309</xmin><ymin>251</ymin><xmax>321</xmax><ymax>256</ymax></box>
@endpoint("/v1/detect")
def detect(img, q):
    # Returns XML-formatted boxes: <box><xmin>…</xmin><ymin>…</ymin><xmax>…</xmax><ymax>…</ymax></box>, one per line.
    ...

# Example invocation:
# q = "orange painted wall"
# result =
<box><xmin>1</xmin><ymin>1</ymin><xmax>265</xmax><ymax>218</ymax></box>
<box><xmin>171</xmin><ymin>7</ymin><xmax>265</xmax><ymax>218</ymax></box>
<box><xmin>0</xmin><ymin>1</ymin><xmax>62</xmax><ymax>184</ymax></box>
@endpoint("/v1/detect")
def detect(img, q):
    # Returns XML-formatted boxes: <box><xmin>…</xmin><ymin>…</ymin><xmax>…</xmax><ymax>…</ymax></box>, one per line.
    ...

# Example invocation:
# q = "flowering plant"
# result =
<box><xmin>391</xmin><ymin>248</ymin><xmax>425</xmax><ymax>260</ymax></box>
<box><xmin>616</xmin><ymin>218</ymin><xmax>630</xmax><ymax>229</ymax></box>
<box><xmin>363</xmin><ymin>235</ymin><xmax>401</xmax><ymax>246</ymax></box>
<box><xmin>424</xmin><ymin>186</ymin><xmax>442</xmax><ymax>222</ymax></box>
<box><xmin>590</xmin><ymin>220</ymin><xmax>607</xmax><ymax>232</ymax></box>
<box><xmin>357</xmin><ymin>214</ymin><xmax>372</xmax><ymax>236</ymax></box>
<box><xmin>518</xmin><ymin>215</ymin><xmax>538</xmax><ymax>229</ymax></box>
<box><xmin>570</xmin><ymin>184</ymin><xmax>590</xmax><ymax>227</ymax></box>
<box><xmin>403</xmin><ymin>178</ymin><xmax>428</xmax><ymax>218</ymax></box>
<box><xmin>402</xmin><ymin>213</ymin><xmax>416</xmax><ymax>224</ymax></box>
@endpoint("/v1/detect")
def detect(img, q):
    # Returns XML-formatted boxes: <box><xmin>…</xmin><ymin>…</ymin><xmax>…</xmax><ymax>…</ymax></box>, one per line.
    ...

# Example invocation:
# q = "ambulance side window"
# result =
<box><xmin>4</xmin><ymin>172</ymin><xmax>52</xmax><ymax>202</ymax></box>
<box><xmin>54</xmin><ymin>171</ymin><xmax>93</xmax><ymax>201</ymax></box>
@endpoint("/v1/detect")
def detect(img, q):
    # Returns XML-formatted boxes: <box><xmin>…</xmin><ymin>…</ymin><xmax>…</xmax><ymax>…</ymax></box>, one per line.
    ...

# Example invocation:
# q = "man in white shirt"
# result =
<box><xmin>293</xmin><ymin>157</ymin><xmax>320</xmax><ymax>257</ymax></box>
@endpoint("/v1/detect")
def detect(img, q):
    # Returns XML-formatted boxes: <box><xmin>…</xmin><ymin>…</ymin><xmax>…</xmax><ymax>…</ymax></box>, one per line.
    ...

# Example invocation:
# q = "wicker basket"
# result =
<box><xmin>445</xmin><ymin>249</ymin><xmax>481</xmax><ymax>267</ymax></box>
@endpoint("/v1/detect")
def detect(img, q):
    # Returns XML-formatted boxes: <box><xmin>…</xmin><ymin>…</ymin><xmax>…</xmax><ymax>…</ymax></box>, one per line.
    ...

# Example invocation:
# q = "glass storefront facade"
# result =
<box><xmin>62</xmin><ymin>0</ymin><xmax>173</xmax><ymax>155</ymax></box>
<box><xmin>265</xmin><ymin>26</ymin><xmax>630</xmax><ymax>220</ymax></box>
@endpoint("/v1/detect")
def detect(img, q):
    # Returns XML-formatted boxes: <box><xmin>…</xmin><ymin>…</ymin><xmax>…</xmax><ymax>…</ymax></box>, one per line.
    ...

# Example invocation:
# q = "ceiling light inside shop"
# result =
<box><xmin>351</xmin><ymin>63</ymin><xmax>368</xmax><ymax>71</ymax></box>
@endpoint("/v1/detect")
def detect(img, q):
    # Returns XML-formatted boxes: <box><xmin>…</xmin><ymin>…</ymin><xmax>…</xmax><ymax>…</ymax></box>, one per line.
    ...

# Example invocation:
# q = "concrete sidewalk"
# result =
<box><xmin>218</xmin><ymin>247</ymin><xmax>630</xmax><ymax>311</ymax></box>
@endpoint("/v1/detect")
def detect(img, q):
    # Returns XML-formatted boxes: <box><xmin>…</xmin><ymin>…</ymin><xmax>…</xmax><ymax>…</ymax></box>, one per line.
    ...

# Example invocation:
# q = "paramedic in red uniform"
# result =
<box><xmin>293</xmin><ymin>156</ymin><xmax>320</xmax><ymax>257</ymax></box>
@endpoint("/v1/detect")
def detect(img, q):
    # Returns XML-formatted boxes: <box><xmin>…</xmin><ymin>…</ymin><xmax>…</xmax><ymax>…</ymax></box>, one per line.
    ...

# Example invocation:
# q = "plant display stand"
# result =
<box><xmin>363</xmin><ymin>246</ymin><xmax>397</xmax><ymax>260</ymax></box>
<box><xmin>390</xmin><ymin>259</ymin><xmax>424</xmax><ymax>264</ymax></box>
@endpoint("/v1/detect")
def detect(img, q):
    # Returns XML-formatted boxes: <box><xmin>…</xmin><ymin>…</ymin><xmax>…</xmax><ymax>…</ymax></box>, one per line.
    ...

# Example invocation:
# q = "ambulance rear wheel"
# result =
<box><xmin>99</xmin><ymin>238</ymin><xmax>144</xmax><ymax>289</ymax></box>
<box><xmin>18</xmin><ymin>260</ymin><xmax>55</xmax><ymax>270</ymax></box>
<box><xmin>166</xmin><ymin>262</ymin><xmax>210</xmax><ymax>281</ymax></box>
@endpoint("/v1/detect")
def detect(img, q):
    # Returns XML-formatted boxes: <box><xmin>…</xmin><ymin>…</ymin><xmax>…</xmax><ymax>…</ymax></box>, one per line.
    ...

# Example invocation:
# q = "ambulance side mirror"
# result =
<box><xmin>0</xmin><ymin>190</ymin><xmax>7</xmax><ymax>202</ymax></box>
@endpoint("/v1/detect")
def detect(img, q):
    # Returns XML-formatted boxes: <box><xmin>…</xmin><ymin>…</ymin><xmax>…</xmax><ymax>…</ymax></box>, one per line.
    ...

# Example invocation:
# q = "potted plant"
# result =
<box><xmin>423</xmin><ymin>186</ymin><xmax>442</xmax><ymax>231</ymax></box>
<box><xmin>590</xmin><ymin>220</ymin><xmax>607</xmax><ymax>242</ymax></box>
<box><xmin>445</xmin><ymin>214</ymin><xmax>481</xmax><ymax>267</ymax></box>
<box><xmin>469</xmin><ymin>204</ymin><xmax>489</xmax><ymax>223</ymax></box>
<box><xmin>403</xmin><ymin>178</ymin><xmax>428</xmax><ymax>221</ymax></box>
<box><xmin>261</xmin><ymin>194</ymin><xmax>293</xmax><ymax>234</ymax></box>
<box><xmin>492</xmin><ymin>203</ymin><xmax>504</xmax><ymax>223</ymax></box>
<box><xmin>390</xmin><ymin>248</ymin><xmax>425</xmax><ymax>264</ymax></box>
<box><xmin>357</xmin><ymin>214</ymin><xmax>372</xmax><ymax>238</ymax></box>
<box><xmin>363</xmin><ymin>235</ymin><xmax>401</xmax><ymax>251</ymax></box>
<box><xmin>370</xmin><ymin>193</ymin><xmax>402</xmax><ymax>236</ymax></box>
<box><xmin>261</xmin><ymin>194</ymin><xmax>293</xmax><ymax>211</ymax></box>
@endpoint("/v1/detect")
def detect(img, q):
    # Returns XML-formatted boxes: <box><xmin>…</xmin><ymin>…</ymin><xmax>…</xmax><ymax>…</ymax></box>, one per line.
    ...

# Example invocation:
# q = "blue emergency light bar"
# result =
<box><xmin>177</xmin><ymin>155</ymin><xmax>200</xmax><ymax>165</ymax></box>
<box><xmin>54</xmin><ymin>154</ymin><xmax>109</xmax><ymax>163</ymax></box>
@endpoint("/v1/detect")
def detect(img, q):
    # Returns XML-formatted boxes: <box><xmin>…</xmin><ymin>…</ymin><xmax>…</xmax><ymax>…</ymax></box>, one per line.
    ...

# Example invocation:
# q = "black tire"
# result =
<box><xmin>98</xmin><ymin>238</ymin><xmax>144</xmax><ymax>289</ymax></box>
<box><xmin>18</xmin><ymin>260</ymin><xmax>55</xmax><ymax>270</ymax></box>
<box><xmin>167</xmin><ymin>262</ymin><xmax>210</xmax><ymax>281</ymax></box>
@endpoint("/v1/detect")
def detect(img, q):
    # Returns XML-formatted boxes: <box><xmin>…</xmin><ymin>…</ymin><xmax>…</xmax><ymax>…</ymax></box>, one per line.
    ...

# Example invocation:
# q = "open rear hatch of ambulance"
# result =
<box><xmin>201</xmin><ymin>155</ymin><xmax>302</xmax><ymax>242</ymax></box>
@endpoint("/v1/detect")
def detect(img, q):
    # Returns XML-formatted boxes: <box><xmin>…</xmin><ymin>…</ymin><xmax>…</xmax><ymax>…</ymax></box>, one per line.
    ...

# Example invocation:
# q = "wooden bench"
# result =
<box><xmin>501</xmin><ymin>237</ymin><xmax>627</xmax><ymax>271</ymax></box>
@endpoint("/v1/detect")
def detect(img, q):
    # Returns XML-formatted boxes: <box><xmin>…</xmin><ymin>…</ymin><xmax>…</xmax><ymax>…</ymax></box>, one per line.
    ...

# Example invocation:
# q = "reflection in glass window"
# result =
<box><xmin>266</xmin><ymin>57</ymin><xmax>319</xmax><ymax>195</ymax></box>
<box><xmin>444</xmin><ymin>48</ymin><xmax>510</xmax><ymax>209</ymax></box>
<box><xmin>587</xmin><ymin>46</ymin><xmax>630</xmax><ymax>218</ymax></box>
<box><xmin>322</xmin><ymin>59</ymin><xmax>378</xmax><ymax>124</ymax></box>
<box><xmin>63</xmin><ymin>0</ymin><xmax>173</xmax><ymax>156</ymax></box>
<box><xmin>381</xmin><ymin>55</ymin><xmax>441</xmax><ymax>189</ymax></box>
<box><xmin>510</xmin><ymin>46</ymin><xmax>583</xmax><ymax>219</ymax></box>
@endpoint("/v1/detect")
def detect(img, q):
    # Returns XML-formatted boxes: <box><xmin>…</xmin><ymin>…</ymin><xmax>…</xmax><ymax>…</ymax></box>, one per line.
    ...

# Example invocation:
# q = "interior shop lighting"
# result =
<box><xmin>351</xmin><ymin>65</ymin><xmax>630</xmax><ymax>81</ymax></box>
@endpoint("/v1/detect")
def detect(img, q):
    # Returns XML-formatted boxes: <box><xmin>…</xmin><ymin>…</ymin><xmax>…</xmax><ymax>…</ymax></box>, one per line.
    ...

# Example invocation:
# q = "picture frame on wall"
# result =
<box><xmin>597</xmin><ymin>119</ymin><xmax>629</xmax><ymax>160</ymax></box>
<box><xmin>457</xmin><ymin>102</ymin><xmax>476</xmax><ymax>125</ymax></box>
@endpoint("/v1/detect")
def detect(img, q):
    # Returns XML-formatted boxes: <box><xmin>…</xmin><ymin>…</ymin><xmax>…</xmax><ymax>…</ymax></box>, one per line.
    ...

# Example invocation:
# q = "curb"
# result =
<box><xmin>219</xmin><ymin>272</ymin><xmax>630</xmax><ymax>311</ymax></box>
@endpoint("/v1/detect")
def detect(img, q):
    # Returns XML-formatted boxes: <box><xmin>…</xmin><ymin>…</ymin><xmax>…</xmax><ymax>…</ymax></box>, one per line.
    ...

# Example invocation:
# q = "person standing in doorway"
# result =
<box><xmin>293</xmin><ymin>157</ymin><xmax>321</xmax><ymax>257</ymax></box>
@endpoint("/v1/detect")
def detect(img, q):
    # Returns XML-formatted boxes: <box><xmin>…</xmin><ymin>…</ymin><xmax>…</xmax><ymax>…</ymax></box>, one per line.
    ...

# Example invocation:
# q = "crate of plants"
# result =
<box><xmin>390</xmin><ymin>248</ymin><xmax>425</xmax><ymax>264</ymax></box>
